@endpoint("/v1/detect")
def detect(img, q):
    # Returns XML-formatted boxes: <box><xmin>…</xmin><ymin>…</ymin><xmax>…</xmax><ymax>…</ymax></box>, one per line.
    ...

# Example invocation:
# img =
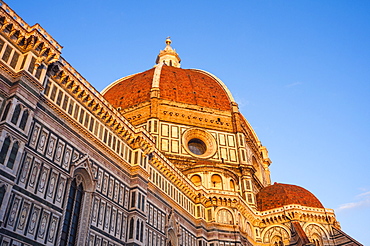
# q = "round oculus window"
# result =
<box><xmin>182</xmin><ymin>128</ymin><xmax>217</xmax><ymax>159</ymax></box>
<box><xmin>188</xmin><ymin>138</ymin><xmax>207</xmax><ymax>155</ymax></box>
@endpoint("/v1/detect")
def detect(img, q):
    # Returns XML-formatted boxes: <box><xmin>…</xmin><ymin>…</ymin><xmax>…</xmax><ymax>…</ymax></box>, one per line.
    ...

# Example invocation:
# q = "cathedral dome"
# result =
<box><xmin>102</xmin><ymin>65</ymin><xmax>234</xmax><ymax>111</ymax></box>
<box><xmin>102</xmin><ymin>38</ymin><xmax>235</xmax><ymax>112</ymax></box>
<box><xmin>256</xmin><ymin>183</ymin><xmax>324</xmax><ymax>211</ymax></box>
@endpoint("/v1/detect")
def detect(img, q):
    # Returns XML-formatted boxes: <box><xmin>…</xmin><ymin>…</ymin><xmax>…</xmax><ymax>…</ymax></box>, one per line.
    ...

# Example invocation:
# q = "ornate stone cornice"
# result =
<box><xmin>0</xmin><ymin>1</ymin><xmax>61</xmax><ymax>66</ymax></box>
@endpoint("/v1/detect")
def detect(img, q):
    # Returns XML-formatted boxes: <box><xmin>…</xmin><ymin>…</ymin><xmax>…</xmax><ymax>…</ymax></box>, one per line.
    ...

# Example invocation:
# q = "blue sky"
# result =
<box><xmin>8</xmin><ymin>0</ymin><xmax>370</xmax><ymax>244</ymax></box>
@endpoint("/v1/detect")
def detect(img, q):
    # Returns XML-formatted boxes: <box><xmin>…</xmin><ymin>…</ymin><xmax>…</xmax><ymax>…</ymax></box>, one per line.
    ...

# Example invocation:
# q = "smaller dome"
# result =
<box><xmin>256</xmin><ymin>183</ymin><xmax>324</xmax><ymax>211</ymax></box>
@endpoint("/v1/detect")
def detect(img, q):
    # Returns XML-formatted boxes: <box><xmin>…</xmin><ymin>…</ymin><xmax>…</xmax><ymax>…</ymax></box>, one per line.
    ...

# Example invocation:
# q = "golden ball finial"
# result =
<box><xmin>165</xmin><ymin>36</ymin><xmax>172</xmax><ymax>45</ymax></box>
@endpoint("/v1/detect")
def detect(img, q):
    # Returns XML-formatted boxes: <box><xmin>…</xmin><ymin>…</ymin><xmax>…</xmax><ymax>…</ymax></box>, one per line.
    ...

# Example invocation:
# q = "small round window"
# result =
<box><xmin>188</xmin><ymin>138</ymin><xmax>207</xmax><ymax>155</ymax></box>
<box><xmin>182</xmin><ymin>128</ymin><xmax>217</xmax><ymax>159</ymax></box>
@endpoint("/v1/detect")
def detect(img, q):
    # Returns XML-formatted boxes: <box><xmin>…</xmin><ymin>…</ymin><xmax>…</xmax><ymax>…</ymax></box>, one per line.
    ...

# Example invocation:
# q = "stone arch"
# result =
<box><xmin>230</xmin><ymin>179</ymin><xmax>236</xmax><ymax>191</ymax></box>
<box><xmin>0</xmin><ymin>181</ymin><xmax>10</xmax><ymax>223</ymax></box>
<box><xmin>19</xmin><ymin>108</ymin><xmax>29</xmax><ymax>130</ymax></box>
<box><xmin>270</xmin><ymin>235</ymin><xmax>284</xmax><ymax>246</ymax></box>
<box><xmin>237</xmin><ymin>213</ymin><xmax>243</xmax><ymax>229</ymax></box>
<box><xmin>167</xmin><ymin>228</ymin><xmax>178</xmax><ymax>246</ymax></box>
<box><xmin>303</xmin><ymin>223</ymin><xmax>329</xmax><ymax>244</ymax></box>
<box><xmin>63</xmin><ymin>155</ymin><xmax>97</xmax><ymax>245</ymax></box>
<box><xmin>245</xmin><ymin>222</ymin><xmax>253</xmax><ymax>238</ymax></box>
<box><xmin>0</xmin><ymin>133</ymin><xmax>21</xmax><ymax>169</ymax></box>
<box><xmin>215</xmin><ymin>208</ymin><xmax>234</xmax><ymax>225</ymax></box>
<box><xmin>72</xmin><ymin>155</ymin><xmax>96</xmax><ymax>192</ymax></box>
<box><xmin>211</xmin><ymin>174</ymin><xmax>222</xmax><ymax>189</ymax></box>
<box><xmin>1</xmin><ymin>101</ymin><xmax>11</xmax><ymax>121</ymax></box>
<box><xmin>190</xmin><ymin>174</ymin><xmax>202</xmax><ymax>186</ymax></box>
<box><xmin>261</xmin><ymin>225</ymin><xmax>290</xmax><ymax>244</ymax></box>
<box><xmin>10</xmin><ymin>103</ymin><xmax>22</xmax><ymax>125</ymax></box>
<box><xmin>166</xmin><ymin>210</ymin><xmax>180</xmax><ymax>246</ymax></box>
<box><xmin>311</xmin><ymin>233</ymin><xmax>323</xmax><ymax>246</ymax></box>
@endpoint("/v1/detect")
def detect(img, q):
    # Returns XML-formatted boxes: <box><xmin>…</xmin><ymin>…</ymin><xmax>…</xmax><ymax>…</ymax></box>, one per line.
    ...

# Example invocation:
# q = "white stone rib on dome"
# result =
<box><xmin>189</xmin><ymin>69</ymin><xmax>236</xmax><ymax>104</ymax></box>
<box><xmin>100</xmin><ymin>72</ymin><xmax>140</xmax><ymax>95</ymax></box>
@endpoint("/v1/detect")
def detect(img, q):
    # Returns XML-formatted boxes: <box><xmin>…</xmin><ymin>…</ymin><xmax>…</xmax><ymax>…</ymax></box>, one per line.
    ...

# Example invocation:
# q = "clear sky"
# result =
<box><xmin>8</xmin><ymin>0</ymin><xmax>370</xmax><ymax>244</ymax></box>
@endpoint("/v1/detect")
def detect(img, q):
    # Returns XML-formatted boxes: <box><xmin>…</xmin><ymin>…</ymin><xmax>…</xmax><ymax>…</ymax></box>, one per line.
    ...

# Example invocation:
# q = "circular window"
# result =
<box><xmin>182</xmin><ymin>128</ymin><xmax>217</xmax><ymax>159</ymax></box>
<box><xmin>188</xmin><ymin>138</ymin><xmax>207</xmax><ymax>155</ymax></box>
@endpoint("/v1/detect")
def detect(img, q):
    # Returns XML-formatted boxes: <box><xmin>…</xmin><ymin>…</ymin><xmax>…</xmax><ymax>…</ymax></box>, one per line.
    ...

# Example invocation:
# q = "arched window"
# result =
<box><xmin>272</xmin><ymin>236</ymin><xmax>284</xmax><ymax>246</ymax></box>
<box><xmin>211</xmin><ymin>174</ymin><xmax>222</xmax><ymax>189</ymax></box>
<box><xmin>216</xmin><ymin>209</ymin><xmax>234</xmax><ymax>224</ymax></box>
<box><xmin>0</xmin><ymin>136</ymin><xmax>11</xmax><ymax>164</ymax></box>
<box><xmin>311</xmin><ymin>234</ymin><xmax>322</xmax><ymax>246</ymax></box>
<box><xmin>60</xmin><ymin>179</ymin><xmax>84</xmax><ymax>246</ymax></box>
<box><xmin>230</xmin><ymin>179</ymin><xmax>235</xmax><ymax>191</ymax></box>
<box><xmin>190</xmin><ymin>175</ymin><xmax>202</xmax><ymax>186</ymax></box>
<box><xmin>0</xmin><ymin>184</ymin><xmax>6</xmax><ymax>207</ymax></box>
<box><xmin>19</xmin><ymin>109</ymin><xmax>29</xmax><ymax>130</ymax></box>
<box><xmin>245</xmin><ymin>222</ymin><xmax>252</xmax><ymax>236</ymax></box>
<box><xmin>136</xmin><ymin>219</ymin><xmax>140</xmax><ymax>240</ymax></box>
<box><xmin>1</xmin><ymin>102</ymin><xmax>11</xmax><ymax>121</ymax></box>
<box><xmin>6</xmin><ymin>141</ymin><xmax>19</xmax><ymax>169</ymax></box>
<box><xmin>140</xmin><ymin>221</ymin><xmax>144</xmax><ymax>242</ymax></box>
<box><xmin>10</xmin><ymin>104</ymin><xmax>21</xmax><ymax>125</ymax></box>
<box><xmin>128</xmin><ymin>218</ymin><xmax>134</xmax><ymax>239</ymax></box>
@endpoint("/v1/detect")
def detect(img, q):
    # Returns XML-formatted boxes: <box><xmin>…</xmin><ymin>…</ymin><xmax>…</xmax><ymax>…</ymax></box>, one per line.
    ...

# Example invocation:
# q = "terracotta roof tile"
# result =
<box><xmin>103</xmin><ymin>65</ymin><xmax>232</xmax><ymax>111</ymax></box>
<box><xmin>256</xmin><ymin>183</ymin><xmax>324</xmax><ymax>211</ymax></box>
<box><xmin>103</xmin><ymin>68</ymin><xmax>155</xmax><ymax>109</ymax></box>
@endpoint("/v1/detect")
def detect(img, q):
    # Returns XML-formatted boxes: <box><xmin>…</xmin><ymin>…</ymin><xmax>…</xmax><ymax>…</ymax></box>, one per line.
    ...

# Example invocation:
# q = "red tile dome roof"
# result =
<box><xmin>256</xmin><ymin>183</ymin><xmax>324</xmax><ymax>211</ymax></box>
<box><xmin>102</xmin><ymin>65</ymin><xmax>234</xmax><ymax>111</ymax></box>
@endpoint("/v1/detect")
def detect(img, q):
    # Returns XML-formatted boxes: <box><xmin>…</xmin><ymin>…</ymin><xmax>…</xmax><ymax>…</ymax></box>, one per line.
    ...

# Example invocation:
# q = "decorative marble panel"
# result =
<box><xmin>37</xmin><ymin>210</ymin><xmax>50</xmax><ymax>242</ymax></box>
<box><xmin>104</xmin><ymin>204</ymin><xmax>111</xmax><ymax>232</ymax></box>
<box><xmin>219</xmin><ymin>134</ymin><xmax>226</xmax><ymax>146</ymax></box>
<box><xmin>171</xmin><ymin>125</ymin><xmax>179</xmax><ymax>138</ymax></box>
<box><xmin>27</xmin><ymin>205</ymin><xmax>41</xmax><ymax>236</ymax></box>
<box><xmin>229</xmin><ymin>149</ymin><xmax>237</xmax><ymax>162</ymax></box>
<box><xmin>88</xmin><ymin>234</ymin><xmax>95</xmax><ymax>246</ymax></box>
<box><xmin>55</xmin><ymin>175</ymin><xmax>66</xmax><ymax>207</ymax></box>
<box><xmin>220</xmin><ymin>147</ymin><xmax>228</xmax><ymax>161</ymax></box>
<box><xmin>92</xmin><ymin>196</ymin><xmax>99</xmax><ymax>225</ymax></box>
<box><xmin>119</xmin><ymin>184</ymin><xmax>124</xmax><ymax>206</ymax></box>
<box><xmin>161</xmin><ymin>138</ymin><xmax>169</xmax><ymax>152</ymax></box>
<box><xmin>45</xmin><ymin>134</ymin><xmax>57</xmax><ymax>160</ymax></box>
<box><xmin>18</xmin><ymin>153</ymin><xmax>33</xmax><ymax>188</ymax></box>
<box><xmin>121</xmin><ymin>215</ymin><xmax>127</xmax><ymax>240</ymax></box>
<box><xmin>46</xmin><ymin>170</ymin><xmax>58</xmax><ymax>202</ymax></box>
<box><xmin>227</xmin><ymin>135</ymin><xmax>235</xmax><ymax>147</ymax></box>
<box><xmin>29</xmin><ymin>123</ymin><xmax>41</xmax><ymax>149</ymax></box>
<box><xmin>108</xmin><ymin>177</ymin><xmax>114</xmax><ymax>199</ymax></box>
<box><xmin>96</xmin><ymin>168</ymin><xmax>103</xmax><ymax>192</ymax></box>
<box><xmin>161</xmin><ymin>124</ymin><xmax>169</xmax><ymax>137</ymax></box>
<box><xmin>102</xmin><ymin>173</ymin><xmax>109</xmax><ymax>195</ymax></box>
<box><xmin>54</xmin><ymin>139</ymin><xmax>65</xmax><ymax>165</ymax></box>
<box><xmin>71</xmin><ymin>149</ymin><xmax>80</xmax><ymax>163</ymax></box>
<box><xmin>46</xmin><ymin>215</ymin><xmax>59</xmax><ymax>244</ymax></box>
<box><xmin>113</xmin><ymin>180</ymin><xmax>119</xmax><ymax>203</ymax></box>
<box><xmin>27</xmin><ymin>159</ymin><xmax>41</xmax><ymax>193</ymax></box>
<box><xmin>110</xmin><ymin>208</ymin><xmax>116</xmax><ymax>235</ymax></box>
<box><xmin>37</xmin><ymin>128</ymin><xmax>49</xmax><ymax>154</ymax></box>
<box><xmin>16</xmin><ymin>200</ymin><xmax>30</xmax><ymax>233</ymax></box>
<box><xmin>124</xmin><ymin>187</ymin><xmax>129</xmax><ymax>209</ymax></box>
<box><xmin>116</xmin><ymin>211</ymin><xmax>122</xmax><ymax>239</ymax></box>
<box><xmin>171</xmin><ymin>140</ymin><xmax>179</xmax><ymax>153</ymax></box>
<box><xmin>37</xmin><ymin>164</ymin><xmax>50</xmax><ymax>196</ymax></box>
<box><xmin>61</xmin><ymin>144</ymin><xmax>72</xmax><ymax>170</ymax></box>
<box><xmin>98</xmin><ymin>201</ymin><xmax>106</xmax><ymax>229</ymax></box>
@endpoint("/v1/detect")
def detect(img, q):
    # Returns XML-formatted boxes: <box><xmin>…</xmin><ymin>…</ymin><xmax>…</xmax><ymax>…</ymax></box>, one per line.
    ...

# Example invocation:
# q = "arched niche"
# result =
<box><xmin>190</xmin><ymin>174</ymin><xmax>202</xmax><ymax>186</ymax></box>
<box><xmin>211</xmin><ymin>174</ymin><xmax>223</xmax><ymax>189</ymax></box>
<box><xmin>216</xmin><ymin>208</ymin><xmax>234</xmax><ymax>225</ymax></box>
